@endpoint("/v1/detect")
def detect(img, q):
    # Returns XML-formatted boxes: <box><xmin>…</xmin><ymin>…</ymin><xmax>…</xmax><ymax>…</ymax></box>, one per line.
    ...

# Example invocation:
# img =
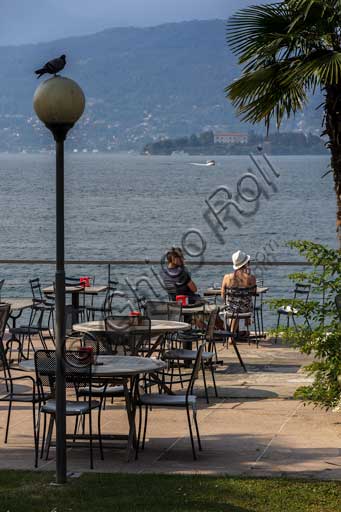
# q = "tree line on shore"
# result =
<box><xmin>143</xmin><ymin>130</ymin><xmax>327</xmax><ymax>155</ymax></box>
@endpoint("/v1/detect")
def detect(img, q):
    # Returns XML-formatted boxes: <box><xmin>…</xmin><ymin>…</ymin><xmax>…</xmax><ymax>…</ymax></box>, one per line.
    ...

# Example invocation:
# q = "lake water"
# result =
<box><xmin>0</xmin><ymin>152</ymin><xmax>336</xmax><ymax>315</ymax></box>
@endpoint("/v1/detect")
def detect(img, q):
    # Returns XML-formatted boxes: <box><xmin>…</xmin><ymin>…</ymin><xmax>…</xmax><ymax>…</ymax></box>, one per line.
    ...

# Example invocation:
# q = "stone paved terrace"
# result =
<box><xmin>1</xmin><ymin>337</ymin><xmax>341</xmax><ymax>480</ymax></box>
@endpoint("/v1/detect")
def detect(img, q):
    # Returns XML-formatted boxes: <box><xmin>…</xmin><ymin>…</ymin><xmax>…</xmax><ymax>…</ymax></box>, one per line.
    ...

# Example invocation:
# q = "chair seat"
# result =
<box><xmin>0</xmin><ymin>393</ymin><xmax>38</xmax><ymax>403</ymax></box>
<box><xmin>78</xmin><ymin>385</ymin><xmax>124</xmax><ymax>397</ymax></box>
<box><xmin>139</xmin><ymin>393</ymin><xmax>197</xmax><ymax>407</ymax></box>
<box><xmin>10</xmin><ymin>326</ymin><xmax>40</xmax><ymax>335</ymax></box>
<box><xmin>41</xmin><ymin>399</ymin><xmax>100</xmax><ymax>415</ymax></box>
<box><xmin>86</xmin><ymin>306</ymin><xmax>110</xmax><ymax>312</ymax></box>
<box><xmin>278</xmin><ymin>305</ymin><xmax>298</xmax><ymax>315</ymax></box>
<box><xmin>163</xmin><ymin>349</ymin><xmax>214</xmax><ymax>361</ymax></box>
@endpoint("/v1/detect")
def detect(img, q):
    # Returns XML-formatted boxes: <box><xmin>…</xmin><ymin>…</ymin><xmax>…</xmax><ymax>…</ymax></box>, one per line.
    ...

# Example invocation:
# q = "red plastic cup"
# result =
<box><xmin>79</xmin><ymin>276</ymin><xmax>90</xmax><ymax>287</ymax></box>
<box><xmin>176</xmin><ymin>295</ymin><xmax>188</xmax><ymax>306</ymax></box>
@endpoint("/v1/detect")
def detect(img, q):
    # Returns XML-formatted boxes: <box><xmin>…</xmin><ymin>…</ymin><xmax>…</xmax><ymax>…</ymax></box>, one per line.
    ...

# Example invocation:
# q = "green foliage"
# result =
<box><xmin>226</xmin><ymin>0</ymin><xmax>341</xmax><ymax>129</ymax></box>
<box><xmin>270</xmin><ymin>241</ymin><xmax>341</xmax><ymax>409</ymax></box>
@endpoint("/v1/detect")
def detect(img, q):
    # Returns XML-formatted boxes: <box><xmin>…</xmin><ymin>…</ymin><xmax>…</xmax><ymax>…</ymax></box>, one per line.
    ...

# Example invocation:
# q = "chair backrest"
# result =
<box><xmin>30</xmin><ymin>278</ymin><xmax>44</xmax><ymax>303</ymax></box>
<box><xmin>0</xmin><ymin>304</ymin><xmax>11</xmax><ymax>374</ymax></box>
<box><xmin>335</xmin><ymin>294</ymin><xmax>341</xmax><ymax>319</ymax></box>
<box><xmin>144</xmin><ymin>300</ymin><xmax>182</xmax><ymax>321</ymax></box>
<box><xmin>0</xmin><ymin>303</ymin><xmax>10</xmax><ymax>341</ymax></box>
<box><xmin>205</xmin><ymin>309</ymin><xmax>219</xmax><ymax>342</ymax></box>
<box><xmin>293</xmin><ymin>284</ymin><xmax>311</xmax><ymax>302</ymax></box>
<box><xmin>104</xmin><ymin>315</ymin><xmax>151</xmax><ymax>355</ymax></box>
<box><xmin>187</xmin><ymin>343</ymin><xmax>205</xmax><ymax>396</ymax></box>
<box><xmin>223</xmin><ymin>285</ymin><xmax>256</xmax><ymax>317</ymax></box>
<box><xmin>35</xmin><ymin>349</ymin><xmax>92</xmax><ymax>398</ymax></box>
<box><xmin>102</xmin><ymin>280</ymin><xmax>119</xmax><ymax>315</ymax></box>
<box><xmin>83</xmin><ymin>332</ymin><xmax>112</xmax><ymax>355</ymax></box>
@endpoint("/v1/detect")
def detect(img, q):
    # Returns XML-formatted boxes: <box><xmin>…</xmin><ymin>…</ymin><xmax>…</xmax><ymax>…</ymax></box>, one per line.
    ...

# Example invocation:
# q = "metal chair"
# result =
<box><xmin>135</xmin><ymin>343</ymin><xmax>204</xmax><ymax>460</ymax></box>
<box><xmin>9</xmin><ymin>301</ymin><xmax>51</xmax><ymax>359</ymax></box>
<box><xmin>35</xmin><ymin>349</ymin><xmax>104</xmax><ymax>469</ymax></box>
<box><xmin>86</xmin><ymin>279</ymin><xmax>118</xmax><ymax>320</ymax></box>
<box><xmin>220</xmin><ymin>286</ymin><xmax>258</xmax><ymax>370</ymax></box>
<box><xmin>144</xmin><ymin>300</ymin><xmax>182</xmax><ymax>321</ymax></box>
<box><xmin>104</xmin><ymin>315</ymin><xmax>152</xmax><ymax>356</ymax></box>
<box><xmin>29</xmin><ymin>277</ymin><xmax>55</xmax><ymax>343</ymax></box>
<box><xmin>64</xmin><ymin>277</ymin><xmax>88</xmax><ymax>322</ymax></box>
<box><xmin>161</xmin><ymin>309</ymin><xmax>218</xmax><ymax>403</ymax></box>
<box><xmin>0</xmin><ymin>303</ymin><xmax>40</xmax><ymax>467</ymax></box>
<box><xmin>275</xmin><ymin>284</ymin><xmax>311</xmax><ymax>341</ymax></box>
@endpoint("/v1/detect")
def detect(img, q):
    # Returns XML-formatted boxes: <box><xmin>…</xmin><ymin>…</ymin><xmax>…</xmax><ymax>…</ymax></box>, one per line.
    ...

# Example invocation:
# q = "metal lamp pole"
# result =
<box><xmin>33</xmin><ymin>77</ymin><xmax>85</xmax><ymax>484</ymax></box>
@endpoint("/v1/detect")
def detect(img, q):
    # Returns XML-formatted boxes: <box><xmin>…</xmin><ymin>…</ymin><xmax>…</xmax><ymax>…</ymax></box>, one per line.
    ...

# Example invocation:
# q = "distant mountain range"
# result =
<box><xmin>0</xmin><ymin>19</ymin><xmax>324</xmax><ymax>152</ymax></box>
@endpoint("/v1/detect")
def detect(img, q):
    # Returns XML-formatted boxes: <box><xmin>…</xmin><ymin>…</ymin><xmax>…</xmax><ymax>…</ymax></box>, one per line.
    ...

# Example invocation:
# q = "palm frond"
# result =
<box><xmin>226</xmin><ymin>62</ymin><xmax>308</xmax><ymax>129</ymax></box>
<box><xmin>227</xmin><ymin>3</ymin><xmax>293</xmax><ymax>61</ymax></box>
<box><xmin>288</xmin><ymin>50</ymin><xmax>341</xmax><ymax>86</ymax></box>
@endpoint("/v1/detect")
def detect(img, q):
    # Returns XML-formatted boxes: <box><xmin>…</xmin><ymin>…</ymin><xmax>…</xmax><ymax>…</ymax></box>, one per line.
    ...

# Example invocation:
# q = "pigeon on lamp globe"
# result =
<box><xmin>35</xmin><ymin>55</ymin><xmax>66</xmax><ymax>79</ymax></box>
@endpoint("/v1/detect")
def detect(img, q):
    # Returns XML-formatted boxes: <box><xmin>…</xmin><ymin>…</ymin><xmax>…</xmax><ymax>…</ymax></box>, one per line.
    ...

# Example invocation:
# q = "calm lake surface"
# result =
<box><xmin>0</xmin><ymin>152</ymin><xmax>336</xmax><ymax>310</ymax></box>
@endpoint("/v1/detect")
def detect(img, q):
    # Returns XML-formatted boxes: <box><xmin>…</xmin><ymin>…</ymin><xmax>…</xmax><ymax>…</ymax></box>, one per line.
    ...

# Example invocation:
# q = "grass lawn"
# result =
<box><xmin>0</xmin><ymin>471</ymin><xmax>340</xmax><ymax>511</ymax></box>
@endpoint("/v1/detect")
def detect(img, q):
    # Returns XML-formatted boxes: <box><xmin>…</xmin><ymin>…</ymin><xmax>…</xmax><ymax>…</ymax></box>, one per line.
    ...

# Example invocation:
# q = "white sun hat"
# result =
<box><xmin>232</xmin><ymin>250</ymin><xmax>250</xmax><ymax>270</ymax></box>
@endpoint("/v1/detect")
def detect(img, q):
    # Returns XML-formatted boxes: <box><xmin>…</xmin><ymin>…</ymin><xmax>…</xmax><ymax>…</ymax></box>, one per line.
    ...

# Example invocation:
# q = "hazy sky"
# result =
<box><xmin>0</xmin><ymin>0</ymin><xmax>260</xmax><ymax>46</ymax></box>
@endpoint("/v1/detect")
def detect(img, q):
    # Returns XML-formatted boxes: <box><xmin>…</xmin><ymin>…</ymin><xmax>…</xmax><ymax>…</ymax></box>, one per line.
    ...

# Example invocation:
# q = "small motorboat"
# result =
<box><xmin>190</xmin><ymin>159</ymin><xmax>216</xmax><ymax>167</ymax></box>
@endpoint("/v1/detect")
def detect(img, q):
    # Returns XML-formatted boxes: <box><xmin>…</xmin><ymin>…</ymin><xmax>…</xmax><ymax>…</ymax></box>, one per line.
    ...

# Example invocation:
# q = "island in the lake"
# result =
<box><xmin>142</xmin><ymin>130</ymin><xmax>327</xmax><ymax>156</ymax></box>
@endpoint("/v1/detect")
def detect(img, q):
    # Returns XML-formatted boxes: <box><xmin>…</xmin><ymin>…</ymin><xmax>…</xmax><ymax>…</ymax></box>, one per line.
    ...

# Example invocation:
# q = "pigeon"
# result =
<box><xmin>35</xmin><ymin>55</ymin><xmax>66</xmax><ymax>78</ymax></box>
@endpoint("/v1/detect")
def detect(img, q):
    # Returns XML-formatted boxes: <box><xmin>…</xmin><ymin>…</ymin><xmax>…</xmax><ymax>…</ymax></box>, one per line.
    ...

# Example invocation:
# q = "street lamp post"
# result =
<box><xmin>33</xmin><ymin>76</ymin><xmax>85</xmax><ymax>484</ymax></box>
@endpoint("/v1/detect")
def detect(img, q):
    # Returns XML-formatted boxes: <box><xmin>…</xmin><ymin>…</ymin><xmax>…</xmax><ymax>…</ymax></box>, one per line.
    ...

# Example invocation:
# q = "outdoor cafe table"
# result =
<box><xmin>204</xmin><ymin>286</ymin><xmax>269</xmax><ymax>297</ymax></box>
<box><xmin>43</xmin><ymin>285</ymin><xmax>108</xmax><ymax>322</ymax></box>
<box><xmin>19</xmin><ymin>354</ymin><xmax>166</xmax><ymax>460</ymax></box>
<box><xmin>72</xmin><ymin>319</ymin><xmax>191</xmax><ymax>335</ymax></box>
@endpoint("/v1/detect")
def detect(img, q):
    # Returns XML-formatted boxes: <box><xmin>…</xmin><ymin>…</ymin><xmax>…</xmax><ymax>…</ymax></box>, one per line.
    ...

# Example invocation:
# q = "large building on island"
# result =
<box><xmin>214</xmin><ymin>132</ymin><xmax>249</xmax><ymax>145</ymax></box>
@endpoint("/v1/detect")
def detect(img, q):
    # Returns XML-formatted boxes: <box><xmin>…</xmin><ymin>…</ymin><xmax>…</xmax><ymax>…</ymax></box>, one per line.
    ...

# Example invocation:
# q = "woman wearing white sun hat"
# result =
<box><xmin>221</xmin><ymin>250</ymin><xmax>256</xmax><ymax>331</ymax></box>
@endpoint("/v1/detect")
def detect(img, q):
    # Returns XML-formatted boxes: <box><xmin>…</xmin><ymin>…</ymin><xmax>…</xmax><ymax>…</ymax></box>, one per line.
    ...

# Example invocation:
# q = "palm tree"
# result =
<box><xmin>226</xmin><ymin>0</ymin><xmax>341</xmax><ymax>248</ymax></box>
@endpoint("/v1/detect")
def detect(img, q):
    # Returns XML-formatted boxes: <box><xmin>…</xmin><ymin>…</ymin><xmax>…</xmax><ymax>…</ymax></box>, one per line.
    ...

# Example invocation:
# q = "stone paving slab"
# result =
<box><xmin>0</xmin><ymin>337</ymin><xmax>341</xmax><ymax>479</ymax></box>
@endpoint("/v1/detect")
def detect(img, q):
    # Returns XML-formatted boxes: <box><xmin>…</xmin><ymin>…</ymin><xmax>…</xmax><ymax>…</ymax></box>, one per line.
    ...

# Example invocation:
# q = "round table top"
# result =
<box><xmin>19</xmin><ymin>355</ymin><xmax>166</xmax><ymax>377</ymax></box>
<box><xmin>73</xmin><ymin>319</ymin><xmax>191</xmax><ymax>334</ymax></box>
<box><xmin>2</xmin><ymin>298</ymin><xmax>33</xmax><ymax>312</ymax></box>
<box><xmin>204</xmin><ymin>286</ymin><xmax>269</xmax><ymax>297</ymax></box>
<box><xmin>182</xmin><ymin>303</ymin><xmax>217</xmax><ymax>314</ymax></box>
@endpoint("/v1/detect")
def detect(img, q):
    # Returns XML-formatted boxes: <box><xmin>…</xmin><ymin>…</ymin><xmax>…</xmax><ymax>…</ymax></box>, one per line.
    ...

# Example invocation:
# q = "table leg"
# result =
<box><xmin>123</xmin><ymin>378</ymin><xmax>136</xmax><ymax>461</ymax></box>
<box><xmin>71</xmin><ymin>292</ymin><xmax>80</xmax><ymax>324</ymax></box>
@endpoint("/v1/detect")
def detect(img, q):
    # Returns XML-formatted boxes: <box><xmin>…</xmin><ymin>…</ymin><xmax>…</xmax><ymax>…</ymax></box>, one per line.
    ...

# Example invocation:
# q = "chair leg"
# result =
<box><xmin>73</xmin><ymin>416</ymin><xmax>79</xmax><ymax>443</ymax></box>
<box><xmin>142</xmin><ymin>406</ymin><xmax>148</xmax><ymax>450</ymax></box>
<box><xmin>231</xmin><ymin>338</ymin><xmax>247</xmax><ymax>373</ymax></box>
<box><xmin>97</xmin><ymin>407</ymin><xmax>104</xmax><ymax>461</ymax></box>
<box><xmin>292</xmin><ymin>315</ymin><xmax>298</xmax><ymax>331</ymax></box>
<box><xmin>201</xmin><ymin>360</ymin><xmax>209</xmax><ymax>404</ymax></box>
<box><xmin>40</xmin><ymin>413</ymin><xmax>47</xmax><ymax>459</ymax></box>
<box><xmin>275</xmin><ymin>313</ymin><xmax>280</xmax><ymax>343</ymax></box>
<box><xmin>89</xmin><ymin>411</ymin><xmax>94</xmax><ymax>470</ymax></box>
<box><xmin>193</xmin><ymin>408</ymin><xmax>202</xmax><ymax>451</ymax></box>
<box><xmin>135</xmin><ymin>404</ymin><xmax>142</xmax><ymax>460</ymax></box>
<box><xmin>5</xmin><ymin>400</ymin><xmax>13</xmax><ymax>443</ymax></box>
<box><xmin>45</xmin><ymin>416</ymin><xmax>54</xmax><ymax>460</ymax></box>
<box><xmin>186</xmin><ymin>406</ymin><xmax>196</xmax><ymax>460</ymax></box>
<box><xmin>209</xmin><ymin>361</ymin><xmax>218</xmax><ymax>398</ymax></box>
<box><xmin>32</xmin><ymin>403</ymin><xmax>39</xmax><ymax>468</ymax></box>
